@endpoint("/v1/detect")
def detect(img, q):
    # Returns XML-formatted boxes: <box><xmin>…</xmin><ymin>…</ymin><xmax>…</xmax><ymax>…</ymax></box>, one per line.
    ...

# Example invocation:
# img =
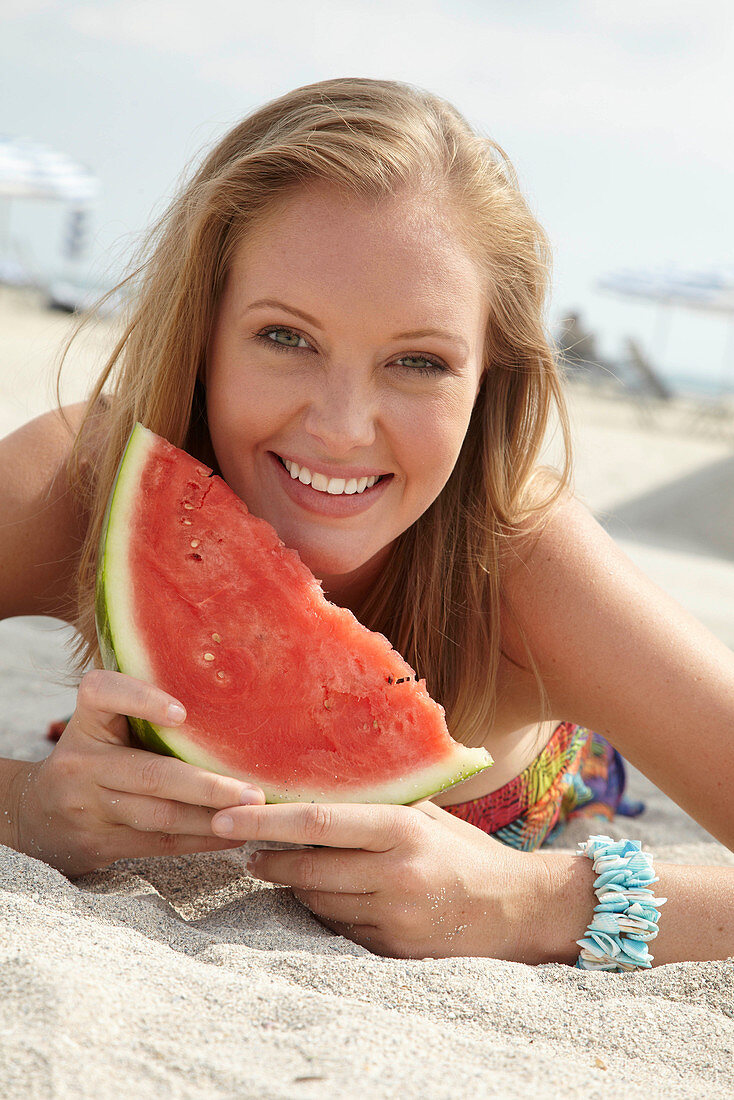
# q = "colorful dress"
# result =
<box><xmin>443</xmin><ymin>722</ymin><xmax>644</xmax><ymax>851</ymax></box>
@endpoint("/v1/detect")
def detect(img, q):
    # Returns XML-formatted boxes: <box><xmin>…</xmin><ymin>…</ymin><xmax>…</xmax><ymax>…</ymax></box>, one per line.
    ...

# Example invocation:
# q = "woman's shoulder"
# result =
<box><xmin>493</xmin><ymin>487</ymin><xmax>593</xmax><ymax>724</ymax></box>
<box><xmin>500</xmin><ymin>480</ymin><xmax>730</xmax><ymax>721</ymax></box>
<box><xmin>499</xmin><ymin>486</ymin><xmax>636</xmax><ymax>678</ymax></box>
<box><xmin>0</xmin><ymin>403</ymin><xmax>102</xmax><ymax>621</ymax></box>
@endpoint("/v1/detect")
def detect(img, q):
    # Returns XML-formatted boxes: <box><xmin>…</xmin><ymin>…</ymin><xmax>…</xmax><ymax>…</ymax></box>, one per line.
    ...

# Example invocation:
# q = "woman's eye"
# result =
<box><xmin>396</xmin><ymin>354</ymin><xmax>447</xmax><ymax>375</ymax></box>
<box><xmin>258</xmin><ymin>327</ymin><xmax>310</xmax><ymax>350</ymax></box>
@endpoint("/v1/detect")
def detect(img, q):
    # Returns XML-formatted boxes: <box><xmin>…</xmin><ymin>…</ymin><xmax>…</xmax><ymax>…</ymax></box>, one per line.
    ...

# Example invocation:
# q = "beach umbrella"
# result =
<box><xmin>0</xmin><ymin>136</ymin><xmax>99</xmax><ymax>204</ymax></box>
<box><xmin>0</xmin><ymin>137</ymin><xmax>99</xmax><ymax>276</ymax></box>
<box><xmin>598</xmin><ymin>267</ymin><xmax>734</xmax><ymax>315</ymax></box>
<box><xmin>598</xmin><ymin>266</ymin><xmax>734</xmax><ymax>395</ymax></box>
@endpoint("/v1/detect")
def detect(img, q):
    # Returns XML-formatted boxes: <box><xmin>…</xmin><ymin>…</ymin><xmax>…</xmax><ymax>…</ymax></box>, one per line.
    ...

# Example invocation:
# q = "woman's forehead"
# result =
<box><xmin>225</xmin><ymin>183</ymin><xmax>488</xmax><ymax>324</ymax></box>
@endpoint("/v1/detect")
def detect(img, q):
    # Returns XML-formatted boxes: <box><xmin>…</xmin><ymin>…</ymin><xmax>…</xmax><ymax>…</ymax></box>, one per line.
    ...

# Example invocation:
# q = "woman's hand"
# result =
<box><xmin>10</xmin><ymin>668</ymin><xmax>265</xmax><ymax>877</ymax></box>
<box><xmin>211</xmin><ymin>798</ymin><xmax>553</xmax><ymax>960</ymax></box>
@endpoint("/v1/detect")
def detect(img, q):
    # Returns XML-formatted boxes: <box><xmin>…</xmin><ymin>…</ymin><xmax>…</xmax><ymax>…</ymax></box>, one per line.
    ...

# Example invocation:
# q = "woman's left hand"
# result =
<box><xmin>211</xmin><ymin>798</ymin><xmax>544</xmax><ymax>959</ymax></box>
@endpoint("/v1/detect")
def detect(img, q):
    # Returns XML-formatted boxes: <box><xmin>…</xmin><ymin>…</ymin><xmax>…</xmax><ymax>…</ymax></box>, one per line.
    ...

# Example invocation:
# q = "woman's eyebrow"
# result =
<box><xmin>244</xmin><ymin>299</ymin><xmax>469</xmax><ymax>353</ymax></box>
<box><xmin>244</xmin><ymin>298</ymin><xmax>323</xmax><ymax>328</ymax></box>
<box><xmin>395</xmin><ymin>329</ymin><xmax>469</xmax><ymax>353</ymax></box>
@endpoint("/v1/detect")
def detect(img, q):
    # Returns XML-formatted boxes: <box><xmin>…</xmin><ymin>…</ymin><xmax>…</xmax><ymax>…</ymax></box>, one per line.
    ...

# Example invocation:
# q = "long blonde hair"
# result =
<box><xmin>68</xmin><ymin>77</ymin><xmax>572</xmax><ymax>747</ymax></box>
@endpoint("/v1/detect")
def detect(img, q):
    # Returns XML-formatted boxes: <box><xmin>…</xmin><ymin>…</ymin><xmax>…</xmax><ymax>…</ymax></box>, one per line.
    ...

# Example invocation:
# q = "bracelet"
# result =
<box><xmin>575</xmin><ymin>835</ymin><xmax>667</xmax><ymax>972</ymax></box>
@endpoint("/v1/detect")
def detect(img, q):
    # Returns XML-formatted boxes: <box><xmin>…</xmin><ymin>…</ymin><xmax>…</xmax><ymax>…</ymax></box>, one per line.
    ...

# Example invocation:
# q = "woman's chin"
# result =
<box><xmin>297</xmin><ymin>548</ymin><xmax>369</xmax><ymax>584</ymax></box>
<box><xmin>294</xmin><ymin>543</ymin><xmax>393</xmax><ymax>606</ymax></box>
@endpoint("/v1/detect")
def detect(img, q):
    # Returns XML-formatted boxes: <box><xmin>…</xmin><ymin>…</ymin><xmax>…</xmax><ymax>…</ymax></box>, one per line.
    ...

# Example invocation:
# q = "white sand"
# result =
<box><xmin>1</xmin><ymin>290</ymin><xmax>733</xmax><ymax>1098</ymax></box>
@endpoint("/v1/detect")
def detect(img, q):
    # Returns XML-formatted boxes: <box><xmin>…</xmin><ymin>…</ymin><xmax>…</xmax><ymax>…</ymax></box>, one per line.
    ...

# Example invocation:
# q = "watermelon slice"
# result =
<box><xmin>95</xmin><ymin>424</ymin><xmax>492</xmax><ymax>804</ymax></box>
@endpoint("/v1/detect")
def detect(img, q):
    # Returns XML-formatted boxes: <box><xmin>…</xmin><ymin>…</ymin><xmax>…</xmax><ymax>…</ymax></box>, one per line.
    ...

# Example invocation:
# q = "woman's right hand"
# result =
<box><xmin>10</xmin><ymin>668</ymin><xmax>265</xmax><ymax>876</ymax></box>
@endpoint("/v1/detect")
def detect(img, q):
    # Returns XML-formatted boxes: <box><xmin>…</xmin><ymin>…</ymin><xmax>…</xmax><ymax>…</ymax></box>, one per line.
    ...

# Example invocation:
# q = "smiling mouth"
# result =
<box><xmin>275</xmin><ymin>455</ymin><xmax>391</xmax><ymax>496</ymax></box>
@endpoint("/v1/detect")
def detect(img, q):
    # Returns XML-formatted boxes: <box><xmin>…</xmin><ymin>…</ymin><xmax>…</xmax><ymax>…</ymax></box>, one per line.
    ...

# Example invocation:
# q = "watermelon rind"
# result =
<box><xmin>95</xmin><ymin>424</ymin><xmax>493</xmax><ymax>804</ymax></box>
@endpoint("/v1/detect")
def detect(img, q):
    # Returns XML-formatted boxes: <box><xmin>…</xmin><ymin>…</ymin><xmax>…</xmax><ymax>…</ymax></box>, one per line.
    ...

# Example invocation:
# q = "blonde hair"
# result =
<box><xmin>68</xmin><ymin>76</ymin><xmax>572</xmax><ymax>747</ymax></box>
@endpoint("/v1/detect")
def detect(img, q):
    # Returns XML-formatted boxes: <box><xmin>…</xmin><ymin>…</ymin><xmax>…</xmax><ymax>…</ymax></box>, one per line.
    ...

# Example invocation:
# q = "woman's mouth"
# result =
<box><xmin>270</xmin><ymin>453</ymin><xmax>393</xmax><ymax>516</ymax></box>
<box><xmin>275</xmin><ymin>455</ymin><xmax>391</xmax><ymax>496</ymax></box>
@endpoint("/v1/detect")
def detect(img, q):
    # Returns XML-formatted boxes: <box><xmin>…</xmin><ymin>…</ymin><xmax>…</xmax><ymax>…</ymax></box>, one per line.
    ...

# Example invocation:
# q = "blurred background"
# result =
<box><xmin>2</xmin><ymin>0</ymin><xmax>733</xmax><ymax>390</ymax></box>
<box><xmin>0</xmin><ymin>1</ymin><xmax>733</xmax><ymax>733</ymax></box>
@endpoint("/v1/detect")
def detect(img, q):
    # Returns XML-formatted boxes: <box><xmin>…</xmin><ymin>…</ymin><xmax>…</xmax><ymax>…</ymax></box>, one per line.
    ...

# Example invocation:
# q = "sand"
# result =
<box><xmin>1</xmin><ymin>289</ymin><xmax>733</xmax><ymax>1098</ymax></box>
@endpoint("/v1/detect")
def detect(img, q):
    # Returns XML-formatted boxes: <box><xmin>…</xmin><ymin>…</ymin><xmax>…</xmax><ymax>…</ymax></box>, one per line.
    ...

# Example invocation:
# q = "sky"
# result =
<box><xmin>2</xmin><ymin>0</ymin><xmax>733</xmax><ymax>391</ymax></box>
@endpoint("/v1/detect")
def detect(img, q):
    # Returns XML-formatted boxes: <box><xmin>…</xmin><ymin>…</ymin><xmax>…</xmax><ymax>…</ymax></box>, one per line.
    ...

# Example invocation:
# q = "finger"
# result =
<box><xmin>119</xmin><ymin>830</ymin><xmax>246</xmax><ymax>860</ymax></box>
<box><xmin>247</xmin><ymin>846</ymin><xmax>381</xmax><ymax>894</ymax></box>
<box><xmin>315</xmin><ymin>915</ymin><xmax>381</xmax><ymax>952</ymax></box>
<box><xmin>292</xmin><ymin>887</ymin><xmax>377</xmax><ymax>927</ymax></box>
<box><xmin>100</xmin><ymin>791</ymin><xmax>244</xmax><ymax>837</ymax></box>
<box><xmin>74</xmin><ymin>669</ymin><xmax>187</xmax><ymax>745</ymax></box>
<box><xmin>211</xmin><ymin>801</ymin><xmax>420</xmax><ymax>851</ymax></box>
<box><xmin>100</xmin><ymin>744</ymin><xmax>265</xmax><ymax>811</ymax></box>
<box><xmin>74</xmin><ymin>829</ymin><xmax>244</xmax><ymax>872</ymax></box>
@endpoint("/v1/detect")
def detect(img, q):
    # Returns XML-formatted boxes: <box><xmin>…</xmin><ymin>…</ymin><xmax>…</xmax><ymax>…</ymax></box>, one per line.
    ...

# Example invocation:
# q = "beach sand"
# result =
<box><xmin>1</xmin><ymin>289</ymin><xmax>732</xmax><ymax>1098</ymax></box>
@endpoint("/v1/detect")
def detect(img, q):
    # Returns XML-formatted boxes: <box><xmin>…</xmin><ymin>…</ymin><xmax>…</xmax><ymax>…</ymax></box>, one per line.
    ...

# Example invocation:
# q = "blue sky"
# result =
<box><xmin>2</xmin><ymin>0</ymin><xmax>733</xmax><ymax>390</ymax></box>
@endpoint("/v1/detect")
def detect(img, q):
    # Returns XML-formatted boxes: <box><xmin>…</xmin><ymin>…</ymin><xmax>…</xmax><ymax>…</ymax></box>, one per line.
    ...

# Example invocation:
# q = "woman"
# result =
<box><xmin>1</xmin><ymin>78</ymin><xmax>731</xmax><ymax>966</ymax></box>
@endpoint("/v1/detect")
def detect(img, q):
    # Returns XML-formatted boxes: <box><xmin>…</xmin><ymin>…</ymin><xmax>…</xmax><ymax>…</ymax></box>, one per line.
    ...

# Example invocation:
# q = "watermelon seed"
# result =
<box><xmin>191</xmin><ymin>553</ymin><xmax>202</xmax><ymax>561</ymax></box>
<box><xmin>212</xmin><ymin>633</ymin><xmax>222</xmax><ymax>643</ymax></box>
<box><xmin>182</xmin><ymin>519</ymin><xmax>193</xmax><ymax>526</ymax></box>
<box><xmin>203</xmin><ymin>652</ymin><xmax>215</xmax><ymax>661</ymax></box>
<box><xmin>183</xmin><ymin>502</ymin><xmax>194</xmax><ymax>510</ymax></box>
<box><xmin>190</xmin><ymin>539</ymin><xmax>200</xmax><ymax>548</ymax></box>
<box><xmin>216</xmin><ymin>670</ymin><xmax>225</xmax><ymax>679</ymax></box>
<box><xmin>323</xmin><ymin>699</ymin><xmax>332</xmax><ymax>709</ymax></box>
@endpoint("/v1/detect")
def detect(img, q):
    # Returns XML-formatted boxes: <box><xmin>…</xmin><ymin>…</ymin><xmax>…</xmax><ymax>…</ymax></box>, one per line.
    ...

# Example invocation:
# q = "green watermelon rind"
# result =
<box><xmin>95</xmin><ymin>424</ymin><xmax>178</xmax><ymax>761</ymax></box>
<box><xmin>95</xmin><ymin>423</ymin><xmax>493</xmax><ymax>804</ymax></box>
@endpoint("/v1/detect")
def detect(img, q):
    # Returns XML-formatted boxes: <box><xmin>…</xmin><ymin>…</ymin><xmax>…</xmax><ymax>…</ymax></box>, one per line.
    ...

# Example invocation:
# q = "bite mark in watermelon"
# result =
<box><xmin>95</xmin><ymin>424</ymin><xmax>492</xmax><ymax>804</ymax></box>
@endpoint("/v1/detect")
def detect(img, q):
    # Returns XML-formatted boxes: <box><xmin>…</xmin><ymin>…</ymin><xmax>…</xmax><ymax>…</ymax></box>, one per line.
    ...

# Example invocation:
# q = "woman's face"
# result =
<box><xmin>206</xmin><ymin>183</ymin><xmax>488</xmax><ymax>603</ymax></box>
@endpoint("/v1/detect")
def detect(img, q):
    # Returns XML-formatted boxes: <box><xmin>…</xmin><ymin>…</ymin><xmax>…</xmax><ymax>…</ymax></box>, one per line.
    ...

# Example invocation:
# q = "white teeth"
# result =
<box><xmin>283</xmin><ymin>457</ymin><xmax>382</xmax><ymax>495</ymax></box>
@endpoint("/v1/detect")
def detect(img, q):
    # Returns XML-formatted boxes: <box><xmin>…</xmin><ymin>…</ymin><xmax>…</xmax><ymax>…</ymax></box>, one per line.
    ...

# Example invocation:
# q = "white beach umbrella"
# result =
<box><xmin>598</xmin><ymin>267</ymin><xmax>734</xmax><ymax>396</ymax></box>
<box><xmin>598</xmin><ymin>267</ymin><xmax>734</xmax><ymax>315</ymax></box>
<box><xmin>0</xmin><ymin>137</ymin><xmax>100</xmax><ymax>277</ymax></box>
<box><xmin>0</xmin><ymin>136</ymin><xmax>99</xmax><ymax>203</ymax></box>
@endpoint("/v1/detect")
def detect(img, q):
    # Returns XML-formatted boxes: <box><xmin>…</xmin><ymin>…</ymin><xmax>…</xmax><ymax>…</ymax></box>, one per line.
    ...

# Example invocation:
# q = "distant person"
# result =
<box><xmin>0</xmin><ymin>78</ymin><xmax>731</xmax><ymax>969</ymax></box>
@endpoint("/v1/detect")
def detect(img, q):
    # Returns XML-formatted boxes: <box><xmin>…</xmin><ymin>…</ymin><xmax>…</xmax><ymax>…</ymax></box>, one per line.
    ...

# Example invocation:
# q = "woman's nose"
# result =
<box><xmin>303</xmin><ymin>372</ymin><xmax>377</xmax><ymax>454</ymax></box>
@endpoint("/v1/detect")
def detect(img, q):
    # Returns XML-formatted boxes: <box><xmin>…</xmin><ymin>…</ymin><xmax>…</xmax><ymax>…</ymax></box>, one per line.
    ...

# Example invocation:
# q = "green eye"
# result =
<box><xmin>396</xmin><ymin>355</ymin><xmax>446</xmax><ymax>375</ymax></box>
<box><xmin>261</xmin><ymin>327</ymin><xmax>310</xmax><ymax>349</ymax></box>
<box><xmin>269</xmin><ymin>327</ymin><xmax>308</xmax><ymax>345</ymax></box>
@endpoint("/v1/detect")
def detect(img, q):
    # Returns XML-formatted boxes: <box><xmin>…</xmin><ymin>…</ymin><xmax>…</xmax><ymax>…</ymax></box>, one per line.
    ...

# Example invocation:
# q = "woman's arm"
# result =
<box><xmin>0</xmin><ymin>405</ymin><xmax>88</xmax><ymax>621</ymax></box>
<box><xmin>537</xmin><ymin>849</ymin><xmax>734</xmax><ymax>966</ymax></box>
<box><xmin>501</xmin><ymin>491</ymin><xmax>734</xmax><ymax>849</ymax></box>
<box><xmin>207</xmin><ymin>798</ymin><xmax>734</xmax><ymax>964</ymax></box>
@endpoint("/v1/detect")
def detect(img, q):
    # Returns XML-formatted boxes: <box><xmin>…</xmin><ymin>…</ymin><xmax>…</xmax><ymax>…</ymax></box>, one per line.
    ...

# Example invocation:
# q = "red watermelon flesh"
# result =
<box><xmin>95</xmin><ymin>424</ymin><xmax>492</xmax><ymax>803</ymax></box>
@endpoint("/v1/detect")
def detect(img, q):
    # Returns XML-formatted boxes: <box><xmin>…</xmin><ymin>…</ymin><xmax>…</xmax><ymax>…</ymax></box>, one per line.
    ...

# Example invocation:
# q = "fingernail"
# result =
<box><xmin>240</xmin><ymin>787</ymin><xmax>263</xmax><ymax>805</ymax></box>
<box><xmin>167</xmin><ymin>703</ymin><xmax>186</xmax><ymax>724</ymax></box>
<box><xmin>213</xmin><ymin>813</ymin><xmax>233</xmax><ymax>836</ymax></box>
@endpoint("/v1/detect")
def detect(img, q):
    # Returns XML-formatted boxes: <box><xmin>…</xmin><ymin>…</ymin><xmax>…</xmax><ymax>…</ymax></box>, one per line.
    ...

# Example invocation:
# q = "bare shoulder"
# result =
<box><xmin>0</xmin><ymin>404</ymin><xmax>98</xmax><ymax>621</ymax></box>
<box><xmin>500</xmin><ymin>486</ymin><xmax>714</xmax><ymax>713</ymax></box>
<box><xmin>500</xmin><ymin>488</ymin><xmax>734</xmax><ymax>845</ymax></box>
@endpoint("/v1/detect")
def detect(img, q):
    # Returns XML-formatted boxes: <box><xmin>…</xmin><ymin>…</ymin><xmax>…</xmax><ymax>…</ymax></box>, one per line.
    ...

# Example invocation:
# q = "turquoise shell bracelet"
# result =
<box><xmin>575</xmin><ymin>835</ymin><xmax>667</xmax><ymax>972</ymax></box>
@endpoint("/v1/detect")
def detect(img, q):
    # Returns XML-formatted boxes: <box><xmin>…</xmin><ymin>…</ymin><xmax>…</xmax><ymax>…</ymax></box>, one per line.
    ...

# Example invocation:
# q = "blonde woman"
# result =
<box><xmin>1</xmin><ymin>79</ymin><xmax>731</xmax><ymax>966</ymax></box>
